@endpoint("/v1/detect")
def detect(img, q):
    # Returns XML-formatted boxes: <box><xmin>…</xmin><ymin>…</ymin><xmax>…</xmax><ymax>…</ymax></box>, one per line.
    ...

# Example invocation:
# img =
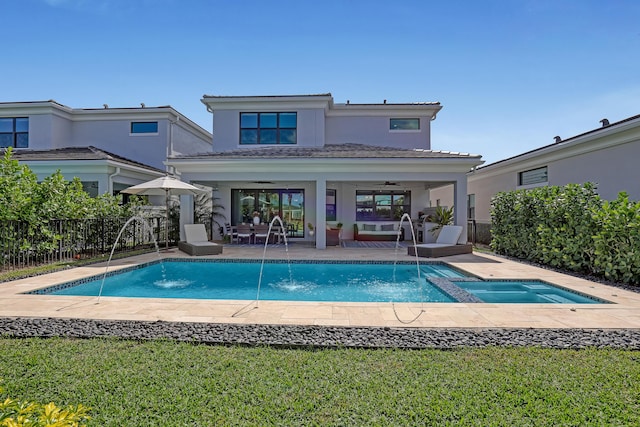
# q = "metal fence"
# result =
<box><xmin>467</xmin><ymin>220</ymin><xmax>492</xmax><ymax>246</ymax></box>
<box><xmin>0</xmin><ymin>217</ymin><xmax>169</xmax><ymax>272</ymax></box>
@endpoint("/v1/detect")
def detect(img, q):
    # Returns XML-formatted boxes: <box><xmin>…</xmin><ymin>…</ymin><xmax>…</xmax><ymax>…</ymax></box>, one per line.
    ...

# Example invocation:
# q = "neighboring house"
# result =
<box><xmin>167</xmin><ymin>94</ymin><xmax>484</xmax><ymax>248</ymax></box>
<box><xmin>0</xmin><ymin>100</ymin><xmax>212</xmax><ymax>195</ymax></box>
<box><xmin>8</xmin><ymin>146</ymin><xmax>166</xmax><ymax>197</ymax></box>
<box><xmin>430</xmin><ymin>114</ymin><xmax>640</xmax><ymax>241</ymax></box>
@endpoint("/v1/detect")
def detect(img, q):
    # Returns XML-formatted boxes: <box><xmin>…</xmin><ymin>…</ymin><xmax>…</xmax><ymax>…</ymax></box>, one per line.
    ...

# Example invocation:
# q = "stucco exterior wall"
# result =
<box><xmin>325</xmin><ymin>115</ymin><xmax>431</xmax><ymax>149</ymax></box>
<box><xmin>70</xmin><ymin>119</ymin><xmax>169</xmax><ymax>170</ymax></box>
<box><xmin>546</xmin><ymin>140</ymin><xmax>640</xmax><ymax>201</ymax></box>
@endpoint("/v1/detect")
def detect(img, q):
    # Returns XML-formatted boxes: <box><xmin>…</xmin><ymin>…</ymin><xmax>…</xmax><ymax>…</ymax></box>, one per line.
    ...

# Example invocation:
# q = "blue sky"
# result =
<box><xmin>3</xmin><ymin>0</ymin><xmax>639</xmax><ymax>164</ymax></box>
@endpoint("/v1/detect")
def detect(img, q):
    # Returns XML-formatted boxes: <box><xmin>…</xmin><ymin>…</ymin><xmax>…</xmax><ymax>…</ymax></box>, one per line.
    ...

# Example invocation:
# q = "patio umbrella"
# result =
<box><xmin>121</xmin><ymin>175</ymin><xmax>206</xmax><ymax>250</ymax></box>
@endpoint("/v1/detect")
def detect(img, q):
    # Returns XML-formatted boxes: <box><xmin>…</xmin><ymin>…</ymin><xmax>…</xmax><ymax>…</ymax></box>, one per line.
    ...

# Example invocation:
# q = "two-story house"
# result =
<box><xmin>168</xmin><ymin>94</ymin><xmax>484</xmax><ymax>249</ymax></box>
<box><xmin>0</xmin><ymin>100</ymin><xmax>212</xmax><ymax>196</ymax></box>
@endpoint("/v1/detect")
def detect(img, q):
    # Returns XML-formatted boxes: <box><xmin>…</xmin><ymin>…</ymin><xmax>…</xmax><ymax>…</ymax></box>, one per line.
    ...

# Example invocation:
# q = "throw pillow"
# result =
<box><xmin>380</xmin><ymin>224</ymin><xmax>396</xmax><ymax>232</ymax></box>
<box><xmin>363</xmin><ymin>224</ymin><xmax>376</xmax><ymax>231</ymax></box>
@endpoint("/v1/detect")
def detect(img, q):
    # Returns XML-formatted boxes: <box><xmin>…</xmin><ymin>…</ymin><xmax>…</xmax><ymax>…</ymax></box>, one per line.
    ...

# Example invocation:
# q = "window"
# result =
<box><xmin>326</xmin><ymin>189</ymin><xmax>336</xmax><ymax>221</ymax></box>
<box><xmin>467</xmin><ymin>194</ymin><xmax>475</xmax><ymax>220</ymax></box>
<box><xmin>390</xmin><ymin>118</ymin><xmax>419</xmax><ymax>131</ymax></box>
<box><xmin>81</xmin><ymin>181</ymin><xmax>99</xmax><ymax>198</ymax></box>
<box><xmin>232</xmin><ymin>189</ymin><xmax>305</xmax><ymax>237</ymax></box>
<box><xmin>356</xmin><ymin>190</ymin><xmax>411</xmax><ymax>221</ymax></box>
<box><xmin>519</xmin><ymin>166</ymin><xmax>548</xmax><ymax>186</ymax></box>
<box><xmin>240</xmin><ymin>112</ymin><xmax>297</xmax><ymax>144</ymax></box>
<box><xmin>0</xmin><ymin>117</ymin><xmax>29</xmax><ymax>148</ymax></box>
<box><xmin>130</xmin><ymin>121</ymin><xmax>158</xmax><ymax>134</ymax></box>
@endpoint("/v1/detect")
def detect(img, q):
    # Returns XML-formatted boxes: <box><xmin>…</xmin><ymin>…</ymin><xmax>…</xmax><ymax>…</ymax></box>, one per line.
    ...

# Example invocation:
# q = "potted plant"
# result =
<box><xmin>307</xmin><ymin>222</ymin><xmax>315</xmax><ymax>236</ymax></box>
<box><xmin>423</xmin><ymin>206</ymin><xmax>454</xmax><ymax>242</ymax></box>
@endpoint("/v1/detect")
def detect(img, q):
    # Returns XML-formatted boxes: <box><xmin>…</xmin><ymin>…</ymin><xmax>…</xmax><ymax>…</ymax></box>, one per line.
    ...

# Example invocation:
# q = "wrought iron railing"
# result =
<box><xmin>0</xmin><ymin>217</ymin><xmax>169</xmax><ymax>272</ymax></box>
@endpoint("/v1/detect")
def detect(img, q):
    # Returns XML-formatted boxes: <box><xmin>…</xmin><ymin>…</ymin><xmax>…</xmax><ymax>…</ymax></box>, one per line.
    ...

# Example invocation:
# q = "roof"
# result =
<box><xmin>478</xmin><ymin>113</ymin><xmax>640</xmax><ymax>170</ymax></box>
<box><xmin>171</xmin><ymin>143</ymin><xmax>481</xmax><ymax>160</ymax></box>
<box><xmin>6</xmin><ymin>146</ymin><xmax>165</xmax><ymax>173</ymax></box>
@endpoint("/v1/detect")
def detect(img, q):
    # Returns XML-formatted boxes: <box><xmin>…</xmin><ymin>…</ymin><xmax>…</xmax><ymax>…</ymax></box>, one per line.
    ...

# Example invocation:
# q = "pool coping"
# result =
<box><xmin>1</xmin><ymin>247</ymin><xmax>640</xmax><ymax>329</ymax></box>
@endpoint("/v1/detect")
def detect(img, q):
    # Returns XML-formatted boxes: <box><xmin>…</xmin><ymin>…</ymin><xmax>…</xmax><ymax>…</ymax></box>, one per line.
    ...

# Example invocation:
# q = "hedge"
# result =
<box><xmin>490</xmin><ymin>183</ymin><xmax>640</xmax><ymax>286</ymax></box>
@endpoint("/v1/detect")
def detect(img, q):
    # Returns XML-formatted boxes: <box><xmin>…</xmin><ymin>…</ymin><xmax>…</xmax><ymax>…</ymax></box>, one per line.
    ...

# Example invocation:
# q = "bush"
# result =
<box><xmin>0</xmin><ymin>384</ymin><xmax>90</xmax><ymax>426</ymax></box>
<box><xmin>491</xmin><ymin>183</ymin><xmax>639</xmax><ymax>285</ymax></box>
<box><xmin>591</xmin><ymin>192</ymin><xmax>640</xmax><ymax>284</ymax></box>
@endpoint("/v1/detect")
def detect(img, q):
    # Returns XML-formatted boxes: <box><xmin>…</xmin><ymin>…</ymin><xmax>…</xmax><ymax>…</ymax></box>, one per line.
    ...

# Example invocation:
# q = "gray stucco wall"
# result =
<box><xmin>325</xmin><ymin>116</ymin><xmax>431</xmax><ymax>149</ymax></box>
<box><xmin>547</xmin><ymin>140</ymin><xmax>640</xmax><ymax>201</ymax></box>
<box><xmin>69</xmin><ymin>120</ymin><xmax>169</xmax><ymax>170</ymax></box>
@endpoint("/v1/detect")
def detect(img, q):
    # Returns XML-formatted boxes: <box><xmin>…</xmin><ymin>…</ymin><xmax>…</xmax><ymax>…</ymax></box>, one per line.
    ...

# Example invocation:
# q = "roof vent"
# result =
<box><xmin>383</xmin><ymin>99</ymin><xmax>387</xmax><ymax>104</ymax></box>
<box><xmin>600</xmin><ymin>118</ymin><xmax>609</xmax><ymax>127</ymax></box>
<box><xmin>554</xmin><ymin>136</ymin><xmax>562</xmax><ymax>143</ymax></box>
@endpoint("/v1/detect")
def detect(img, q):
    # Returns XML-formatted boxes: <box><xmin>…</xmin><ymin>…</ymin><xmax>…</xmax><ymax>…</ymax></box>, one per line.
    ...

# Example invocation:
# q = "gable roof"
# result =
<box><xmin>171</xmin><ymin>143</ymin><xmax>481</xmax><ymax>160</ymax></box>
<box><xmin>6</xmin><ymin>146</ymin><xmax>165</xmax><ymax>173</ymax></box>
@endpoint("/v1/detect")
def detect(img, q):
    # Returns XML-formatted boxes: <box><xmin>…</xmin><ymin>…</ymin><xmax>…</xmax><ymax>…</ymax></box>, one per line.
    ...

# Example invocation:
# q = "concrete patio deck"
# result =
<box><xmin>1</xmin><ymin>246</ymin><xmax>639</xmax><ymax>329</ymax></box>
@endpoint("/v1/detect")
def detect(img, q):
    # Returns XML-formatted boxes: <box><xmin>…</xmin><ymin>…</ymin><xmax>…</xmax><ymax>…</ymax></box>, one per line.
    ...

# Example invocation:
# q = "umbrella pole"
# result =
<box><xmin>165</xmin><ymin>189</ymin><xmax>170</xmax><ymax>250</ymax></box>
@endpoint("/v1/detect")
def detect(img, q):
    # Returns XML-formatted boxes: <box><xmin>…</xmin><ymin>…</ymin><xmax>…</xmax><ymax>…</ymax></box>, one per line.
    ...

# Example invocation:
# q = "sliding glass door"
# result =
<box><xmin>232</xmin><ymin>189</ymin><xmax>305</xmax><ymax>237</ymax></box>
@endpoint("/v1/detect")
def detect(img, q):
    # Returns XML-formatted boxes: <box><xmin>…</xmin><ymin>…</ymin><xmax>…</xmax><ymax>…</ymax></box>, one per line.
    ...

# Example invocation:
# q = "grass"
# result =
<box><xmin>1</xmin><ymin>338</ymin><xmax>639</xmax><ymax>426</ymax></box>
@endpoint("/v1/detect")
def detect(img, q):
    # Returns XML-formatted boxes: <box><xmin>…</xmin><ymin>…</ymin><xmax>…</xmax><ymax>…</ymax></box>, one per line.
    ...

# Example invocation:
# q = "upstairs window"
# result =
<box><xmin>0</xmin><ymin>117</ymin><xmax>29</xmax><ymax>148</ymax></box>
<box><xmin>240</xmin><ymin>112</ymin><xmax>297</xmax><ymax>144</ymax></box>
<box><xmin>519</xmin><ymin>166</ymin><xmax>548</xmax><ymax>186</ymax></box>
<box><xmin>390</xmin><ymin>118</ymin><xmax>419</xmax><ymax>131</ymax></box>
<box><xmin>130</xmin><ymin>121</ymin><xmax>158</xmax><ymax>134</ymax></box>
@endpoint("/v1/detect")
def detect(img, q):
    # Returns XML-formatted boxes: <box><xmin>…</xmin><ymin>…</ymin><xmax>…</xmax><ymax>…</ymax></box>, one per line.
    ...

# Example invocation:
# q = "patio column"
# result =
<box><xmin>179</xmin><ymin>194</ymin><xmax>194</xmax><ymax>242</ymax></box>
<box><xmin>453</xmin><ymin>176</ymin><xmax>468</xmax><ymax>244</ymax></box>
<box><xmin>315</xmin><ymin>179</ymin><xmax>326</xmax><ymax>249</ymax></box>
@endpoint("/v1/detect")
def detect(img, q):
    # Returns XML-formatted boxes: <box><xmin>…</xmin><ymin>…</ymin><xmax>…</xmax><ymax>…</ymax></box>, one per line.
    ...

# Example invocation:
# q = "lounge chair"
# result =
<box><xmin>407</xmin><ymin>225</ymin><xmax>472</xmax><ymax>258</ymax></box>
<box><xmin>178</xmin><ymin>224</ymin><xmax>223</xmax><ymax>256</ymax></box>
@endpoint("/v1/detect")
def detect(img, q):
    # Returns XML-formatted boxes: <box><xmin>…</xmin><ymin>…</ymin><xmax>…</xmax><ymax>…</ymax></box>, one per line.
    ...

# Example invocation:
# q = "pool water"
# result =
<box><xmin>35</xmin><ymin>260</ymin><xmax>607</xmax><ymax>304</ymax></box>
<box><xmin>47</xmin><ymin>261</ymin><xmax>459</xmax><ymax>303</ymax></box>
<box><xmin>454</xmin><ymin>280</ymin><xmax>603</xmax><ymax>304</ymax></box>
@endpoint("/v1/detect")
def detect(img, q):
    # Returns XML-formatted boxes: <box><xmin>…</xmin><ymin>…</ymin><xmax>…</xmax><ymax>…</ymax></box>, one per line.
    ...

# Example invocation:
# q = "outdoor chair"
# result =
<box><xmin>178</xmin><ymin>224</ymin><xmax>223</xmax><ymax>256</ymax></box>
<box><xmin>253</xmin><ymin>224</ymin><xmax>271</xmax><ymax>244</ymax></box>
<box><xmin>224</xmin><ymin>222</ymin><xmax>238</xmax><ymax>243</ymax></box>
<box><xmin>236</xmin><ymin>224</ymin><xmax>253</xmax><ymax>244</ymax></box>
<box><xmin>407</xmin><ymin>225</ymin><xmax>472</xmax><ymax>258</ymax></box>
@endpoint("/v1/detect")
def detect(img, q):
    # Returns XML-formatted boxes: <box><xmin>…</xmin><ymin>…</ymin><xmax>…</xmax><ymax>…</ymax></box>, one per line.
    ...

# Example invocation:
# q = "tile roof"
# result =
<box><xmin>5</xmin><ymin>146</ymin><xmax>165</xmax><ymax>172</ymax></box>
<box><xmin>173</xmin><ymin>143</ymin><xmax>480</xmax><ymax>159</ymax></box>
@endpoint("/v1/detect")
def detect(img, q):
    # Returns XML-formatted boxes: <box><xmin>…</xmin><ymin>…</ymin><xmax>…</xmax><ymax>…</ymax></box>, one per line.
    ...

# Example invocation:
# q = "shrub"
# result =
<box><xmin>591</xmin><ymin>192</ymin><xmax>640</xmax><ymax>284</ymax></box>
<box><xmin>491</xmin><ymin>182</ymin><xmax>639</xmax><ymax>285</ymax></box>
<box><xmin>0</xmin><ymin>384</ymin><xmax>90</xmax><ymax>426</ymax></box>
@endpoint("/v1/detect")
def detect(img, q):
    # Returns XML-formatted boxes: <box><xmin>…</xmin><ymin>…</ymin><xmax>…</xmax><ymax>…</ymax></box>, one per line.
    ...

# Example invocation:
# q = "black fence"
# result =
<box><xmin>0</xmin><ymin>217</ymin><xmax>170</xmax><ymax>272</ymax></box>
<box><xmin>467</xmin><ymin>220</ymin><xmax>492</xmax><ymax>246</ymax></box>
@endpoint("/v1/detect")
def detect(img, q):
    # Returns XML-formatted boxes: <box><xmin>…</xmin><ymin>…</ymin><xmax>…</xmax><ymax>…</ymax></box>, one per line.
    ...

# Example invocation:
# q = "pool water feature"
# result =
<box><xmin>30</xmin><ymin>260</ymin><xmax>609</xmax><ymax>305</ymax></box>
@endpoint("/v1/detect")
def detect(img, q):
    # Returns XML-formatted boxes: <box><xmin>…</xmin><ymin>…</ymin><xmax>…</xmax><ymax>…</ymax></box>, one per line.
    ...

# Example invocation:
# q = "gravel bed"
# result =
<box><xmin>1</xmin><ymin>317</ymin><xmax>639</xmax><ymax>349</ymax></box>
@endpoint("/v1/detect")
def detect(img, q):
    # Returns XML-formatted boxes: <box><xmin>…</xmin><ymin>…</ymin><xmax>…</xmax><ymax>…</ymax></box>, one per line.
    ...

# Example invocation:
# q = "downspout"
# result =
<box><xmin>167</xmin><ymin>115</ymin><xmax>179</xmax><ymax>175</ymax></box>
<box><xmin>108</xmin><ymin>166</ymin><xmax>121</xmax><ymax>195</ymax></box>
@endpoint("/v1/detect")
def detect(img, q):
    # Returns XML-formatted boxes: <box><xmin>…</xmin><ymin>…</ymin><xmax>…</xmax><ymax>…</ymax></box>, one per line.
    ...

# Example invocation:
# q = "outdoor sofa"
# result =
<box><xmin>354</xmin><ymin>222</ymin><xmax>404</xmax><ymax>241</ymax></box>
<box><xmin>407</xmin><ymin>225</ymin><xmax>472</xmax><ymax>258</ymax></box>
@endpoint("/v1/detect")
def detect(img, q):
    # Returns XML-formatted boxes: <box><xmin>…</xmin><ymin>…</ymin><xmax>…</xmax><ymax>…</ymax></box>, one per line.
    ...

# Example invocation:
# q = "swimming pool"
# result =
<box><xmin>29</xmin><ymin>259</ymin><xmax>607</xmax><ymax>304</ymax></box>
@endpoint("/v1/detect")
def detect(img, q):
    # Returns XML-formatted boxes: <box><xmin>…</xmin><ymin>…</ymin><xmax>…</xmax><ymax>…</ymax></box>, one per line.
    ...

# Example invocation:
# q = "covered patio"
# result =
<box><xmin>167</xmin><ymin>144</ymin><xmax>483</xmax><ymax>249</ymax></box>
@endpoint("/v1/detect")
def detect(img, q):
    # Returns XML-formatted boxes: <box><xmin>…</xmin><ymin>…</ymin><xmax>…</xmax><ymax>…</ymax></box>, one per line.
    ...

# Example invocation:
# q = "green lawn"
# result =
<box><xmin>1</xmin><ymin>338</ymin><xmax>638</xmax><ymax>426</ymax></box>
